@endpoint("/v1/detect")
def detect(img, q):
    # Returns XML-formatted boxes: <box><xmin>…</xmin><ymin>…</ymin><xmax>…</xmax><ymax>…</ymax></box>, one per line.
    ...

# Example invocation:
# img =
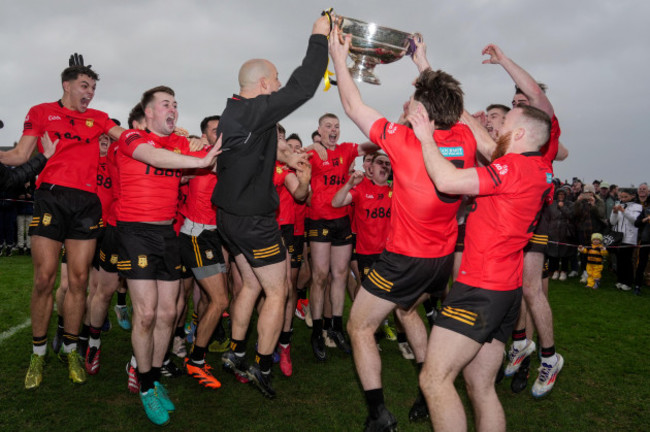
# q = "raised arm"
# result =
<box><xmin>130</xmin><ymin>133</ymin><xmax>220</xmax><ymax>170</ymax></box>
<box><xmin>411</xmin><ymin>34</ymin><xmax>432</xmax><ymax>73</ymax></box>
<box><xmin>410</xmin><ymin>105</ymin><xmax>479</xmax><ymax>196</ymax></box>
<box><xmin>482</xmin><ymin>44</ymin><xmax>554</xmax><ymax>118</ymax></box>
<box><xmin>0</xmin><ymin>134</ymin><xmax>39</xmax><ymax>166</ymax></box>
<box><xmin>460</xmin><ymin>110</ymin><xmax>496</xmax><ymax>163</ymax></box>
<box><xmin>329</xmin><ymin>25</ymin><xmax>383</xmax><ymax>138</ymax></box>
<box><xmin>332</xmin><ymin>170</ymin><xmax>364</xmax><ymax>208</ymax></box>
<box><xmin>284</xmin><ymin>162</ymin><xmax>311</xmax><ymax>202</ymax></box>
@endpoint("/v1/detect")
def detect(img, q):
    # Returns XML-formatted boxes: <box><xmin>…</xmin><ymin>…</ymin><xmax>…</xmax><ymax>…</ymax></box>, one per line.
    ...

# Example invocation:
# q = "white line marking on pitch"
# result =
<box><xmin>0</xmin><ymin>317</ymin><xmax>31</xmax><ymax>344</ymax></box>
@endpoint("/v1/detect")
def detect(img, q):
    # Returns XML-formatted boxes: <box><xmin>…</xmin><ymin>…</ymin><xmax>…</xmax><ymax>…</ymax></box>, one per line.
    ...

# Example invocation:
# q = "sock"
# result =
<box><xmin>231</xmin><ymin>338</ymin><xmax>247</xmax><ymax>355</ymax></box>
<box><xmin>117</xmin><ymin>291</ymin><xmax>127</xmax><ymax>307</ymax></box>
<box><xmin>396</xmin><ymin>332</ymin><xmax>407</xmax><ymax>344</ymax></box>
<box><xmin>138</xmin><ymin>369</ymin><xmax>154</xmax><ymax>393</ymax></box>
<box><xmin>332</xmin><ymin>316</ymin><xmax>343</xmax><ymax>333</ymax></box>
<box><xmin>540</xmin><ymin>346</ymin><xmax>557</xmax><ymax>365</ymax></box>
<box><xmin>32</xmin><ymin>335</ymin><xmax>47</xmax><ymax>356</ymax></box>
<box><xmin>279</xmin><ymin>331</ymin><xmax>292</xmax><ymax>346</ymax></box>
<box><xmin>151</xmin><ymin>366</ymin><xmax>162</xmax><ymax>383</ymax></box>
<box><xmin>57</xmin><ymin>314</ymin><xmax>64</xmax><ymax>331</ymax></box>
<box><xmin>190</xmin><ymin>345</ymin><xmax>206</xmax><ymax>364</ymax></box>
<box><xmin>297</xmin><ymin>287</ymin><xmax>307</xmax><ymax>300</ymax></box>
<box><xmin>312</xmin><ymin>319</ymin><xmax>323</xmax><ymax>336</ymax></box>
<box><xmin>174</xmin><ymin>326</ymin><xmax>186</xmax><ymax>338</ymax></box>
<box><xmin>323</xmin><ymin>317</ymin><xmax>332</xmax><ymax>331</ymax></box>
<box><xmin>89</xmin><ymin>326</ymin><xmax>102</xmax><ymax>349</ymax></box>
<box><xmin>364</xmin><ymin>388</ymin><xmax>385</xmax><ymax>419</ymax></box>
<box><xmin>256</xmin><ymin>351</ymin><xmax>273</xmax><ymax>374</ymax></box>
<box><xmin>512</xmin><ymin>329</ymin><xmax>527</xmax><ymax>350</ymax></box>
<box><xmin>62</xmin><ymin>332</ymin><xmax>78</xmax><ymax>353</ymax></box>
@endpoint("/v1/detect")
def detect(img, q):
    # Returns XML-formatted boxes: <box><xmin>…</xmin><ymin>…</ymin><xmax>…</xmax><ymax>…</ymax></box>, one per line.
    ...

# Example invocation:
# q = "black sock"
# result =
<box><xmin>279</xmin><ymin>331</ymin><xmax>292</xmax><ymax>346</ymax></box>
<box><xmin>364</xmin><ymin>388</ymin><xmax>385</xmax><ymax>419</ymax></box>
<box><xmin>139</xmin><ymin>370</ymin><xmax>154</xmax><ymax>393</ymax></box>
<box><xmin>62</xmin><ymin>332</ymin><xmax>78</xmax><ymax>349</ymax></box>
<box><xmin>174</xmin><ymin>325</ymin><xmax>186</xmax><ymax>338</ymax></box>
<box><xmin>89</xmin><ymin>326</ymin><xmax>101</xmax><ymax>341</ymax></box>
<box><xmin>297</xmin><ymin>288</ymin><xmax>307</xmax><ymax>300</ymax></box>
<box><xmin>512</xmin><ymin>328</ymin><xmax>527</xmax><ymax>341</ymax></box>
<box><xmin>191</xmin><ymin>345</ymin><xmax>207</xmax><ymax>363</ymax></box>
<box><xmin>151</xmin><ymin>366</ymin><xmax>162</xmax><ymax>383</ymax></box>
<box><xmin>57</xmin><ymin>314</ymin><xmax>64</xmax><ymax>330</ymax></box>
<box><xmin>256</xmin><ymin>351</ymin><xmax>273</xmax><ymax>373</ymax></box>
<box><xmin>231</xmin><ymin>338</ymin><xmax>247</xmax><ymax>354</ymax></box>
<box><xmin>79</xmin><ymin>324</ymin><xmax>90</xmax><ymax>339</ymax></box>
<box><xmin>312</xmin><ymin>319</ymin><xmax>323</xmax><ymax>336</ymax></box>
<box><xmin>323</xmin><ymin>317</ymin><xmax>332</xmax><ymax>331</ymax></box>
<box><xmin>396</xmin><ymin>332</ymin><xmax>407</xmax><ymax>343</ymax></box>
<box><xmin>541</xmin><ymin>345</ymin><xmax>555</xmax><ymax>358</ymax></box>
<box><xmin>332</xmin><ymin>316</ymin><xmax>343</xmax><ymax>332</ymax></box>
<box><xmin>117</xmin><ymin>292</ymin><xmax>127</xmax><ymax>306</ymax></box>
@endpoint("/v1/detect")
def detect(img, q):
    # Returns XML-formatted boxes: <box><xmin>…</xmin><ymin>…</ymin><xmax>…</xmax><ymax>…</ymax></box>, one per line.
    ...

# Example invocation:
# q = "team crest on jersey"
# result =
<box><xmin>276</xmin><ymin>166</ymin><xmax>283</xmax><ymax>174</ymax></box>
<box><xmin>494</xmin><ymin>163</ymin><xmax>508</xmax><ymax>175</ymax></box>
<box><xmin>138</xmin><ymin>255</ymin><xmax>148</xmax><ymax>268</ymax></box>
<box><xmin>85</xmin><ymin>119</ymin><xmax>94</xmax><ymax>128</ymax></box>
<box><xmin>388</xmin><ymin>191</ymin><xmax>392</xmax><ymax>198</ymax></box>
<box><xmin>387</xmin><ymin>123</ymin><xmax>397</xmax><ymax>135</ymax></box>
<box><xmin>205</xmin><ymin>250</ymin><xmax>214</xmax><ymax>260</ymax></box>
<box><xmin>110</xmin><ymin>254</ymin><xmax>118</xmax><ymax>265</ymax></box>
<box><xmin>173</xmin><ymin>148</ymin><xmax>181</xmax><ymax>154</ymax></box>
<box><xmin>322</xmin><ymin>229</ymin><xmax>329</xmax><ymax>236</ymax></box>
<box><xmin>339</xmin><ymin>156</ymin><xmax>343</xmax><ymax>164</ymax></box>
<box><xmin>42</xmin><ymin>213</ymin><xmax>52</xmax><ymax>226</ymax></box>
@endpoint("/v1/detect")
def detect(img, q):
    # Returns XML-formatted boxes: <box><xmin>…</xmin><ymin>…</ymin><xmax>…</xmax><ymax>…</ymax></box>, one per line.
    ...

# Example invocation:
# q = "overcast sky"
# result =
<box><xmin>1</xmin><ymin>0</ymin><xmax>648</xmax><ymax>187</ymax></box>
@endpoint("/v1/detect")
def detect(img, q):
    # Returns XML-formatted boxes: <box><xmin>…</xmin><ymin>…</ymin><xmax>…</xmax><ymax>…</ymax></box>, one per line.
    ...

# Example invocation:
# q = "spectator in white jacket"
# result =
<box><xmin>610</xmin><ymin>188</ymin><xmax>642</xmax><ymax>291</ymax></box>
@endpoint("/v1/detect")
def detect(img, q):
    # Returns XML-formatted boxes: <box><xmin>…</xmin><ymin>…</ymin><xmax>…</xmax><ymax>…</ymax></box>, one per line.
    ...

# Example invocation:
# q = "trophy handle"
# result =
<box><xmin>407</xmin><ymin>32</ymin><xmax>423</xmax><ymax>56</ymax></box>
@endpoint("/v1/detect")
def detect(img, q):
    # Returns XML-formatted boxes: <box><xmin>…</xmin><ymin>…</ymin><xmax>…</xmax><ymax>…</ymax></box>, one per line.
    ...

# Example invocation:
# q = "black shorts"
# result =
<box><xmin>98</xmin><ymin>225</ymin><xmax>121</xmax><ymax>273</ymax></box>
<box><xmin>350</xmin><ymin>233</ymin><xmax>358</xmax><ymax>262</ymax></box>
<box><xmin>116</xmin><ymin>222</ymin><xmax>181</xmax><ymax>281</ymax></box>
<box><xmin>179</xmin><ymin>230</ymin><xmax>226</xmax><ymax>280</ymax></box>
<box><xmin>291</xmin><ymin>234</ymin><xmax>305</xmax><ymax>269</ymax></box>
<box><xmin>306</xmin><ymin>216</ymin><xmax>353</xmax><ymax>246</ymax></box>
<box><xmin>361</xmin><ymin>250</ymin><xmax>454</xmax><ymax>309</ymax></box>
<box><xmin>29</xmin><ymin>184</ymin><xmax>102</xmax><ymax>242</ymax></box>
<box><xmin>435</xmin><ymin>282</ymin><xmax>522</xmax><ymax>344</ymax></box>
<box><xmin>525</xmin><ymin>205</ymin><xmax>550</xmax><ymax>253</ymax></box>
<box><xmin>217</xmin><ymin>209</ymin><xmax>286</xmax><ymax>268</ymax></box>
<box><xmin>357</xmin><ymin>253</ymin><xmax>381</xmax><ymax>282</ymax></box>
<box><xmin>455</xmin><ymin>223</ymin><xmax>466</xmax><ymax>253</ymax></box>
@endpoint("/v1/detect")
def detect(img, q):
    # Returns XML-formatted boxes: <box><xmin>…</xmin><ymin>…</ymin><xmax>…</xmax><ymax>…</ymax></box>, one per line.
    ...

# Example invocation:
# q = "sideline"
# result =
<box><xmin>0</xmin><ymin>317</ymin><xmax>31</xmax><ymax>344</ymax></box>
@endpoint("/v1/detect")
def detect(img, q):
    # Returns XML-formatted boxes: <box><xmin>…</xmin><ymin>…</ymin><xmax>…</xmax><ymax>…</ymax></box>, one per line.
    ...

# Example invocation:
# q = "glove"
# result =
<box><xmin>69</xmin><ymin>53</ymin><xmax>92</xmax><ymax>68</ymax></box>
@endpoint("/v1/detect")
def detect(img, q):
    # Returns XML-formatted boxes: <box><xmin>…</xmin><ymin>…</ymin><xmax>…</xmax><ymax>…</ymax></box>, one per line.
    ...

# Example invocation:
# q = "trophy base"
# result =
<box><xmin>349</xmin><ymin>62</ymin><xmax>380</xmax><ymax>85</ymax></box>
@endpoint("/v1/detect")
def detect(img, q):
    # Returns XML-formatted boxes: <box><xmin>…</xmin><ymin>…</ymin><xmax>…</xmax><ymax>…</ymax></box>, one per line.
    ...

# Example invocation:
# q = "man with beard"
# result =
<box><xmin>415</xmin><ymin>103</ymin><xmax>553</xmax><ymax>432</ymax></box>
<box><xmin>482</xmin><ymin>43</ymin><xmax>568</xmax><ymax>397</ymax></box>
<box><xmin>329</xmin><ymin>28</ymin><xmax>494</xmax><ymax>430</ymax></box>
<box><xmin>0</xmin><ymin>59</ymin><xmax>129</xmax><ymax>389</ymax></box>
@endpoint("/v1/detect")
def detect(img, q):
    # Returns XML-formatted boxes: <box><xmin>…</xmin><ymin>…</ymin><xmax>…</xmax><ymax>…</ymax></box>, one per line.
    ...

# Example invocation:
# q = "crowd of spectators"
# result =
<box><xmin>547</xmin><ymin>179</ymin><xmax>649</xmax><ymax>294</ymax></box>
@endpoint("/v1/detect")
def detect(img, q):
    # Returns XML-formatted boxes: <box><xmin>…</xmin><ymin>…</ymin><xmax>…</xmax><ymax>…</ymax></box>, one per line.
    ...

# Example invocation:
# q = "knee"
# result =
<box><xmin>33</xmin><ymin>273</ymin><xmax>56</xmax><ymax>295</ymax></box>
<box><xmin>135</xmin><ymin>308</ymin><xmax>156</xmax><ymax>331</ymax></box>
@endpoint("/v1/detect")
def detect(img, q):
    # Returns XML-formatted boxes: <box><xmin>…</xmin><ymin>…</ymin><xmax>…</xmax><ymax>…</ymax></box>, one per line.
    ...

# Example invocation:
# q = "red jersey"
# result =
<box><xmin>349</xmin><ymin>178</ymin><xmax>392</xmax><ymax>255</ymax></box>
<box><xmin>115</xmin><ymin>130</ymin><xmax>190</xmax><ymax>223</ymax></box>
<box><xmin>369</xmin><ymin>119</ymin><xmax>477</xmax><ymax>258</ymax></box>
<box><xmin>103</xmin><ymin>141</ymin><xmax>120</xmax><ymax>227</ymax></box>
<box><xmin>273</xmin><ymin>162</ymin><xmax>295</xmax><ymax>226</ymax></box>
<box><xmin>23</xmin><ymin>101</ymin><xmax>116</xmax><ymax>193</ymax></box>
<box><xmin>96</xmin><ymin>155</ymin><xmax>113</xmax><ymax>226</ymax></box>
<box><xmin>294</xmin><ymin>201</ymin><xmax>307</xmax><ymax>236</ymax></box>
<box><xmin>540</xmin><ymin>115</ymin><xmax>561</xmax><ymax>169</ymax></box>
<box><xmin>307</xmin><ymin>142</ymin><xmax>359</xmax><ymax>220</ymax></box>
<box><xmin>457</xmin><ymin>152</ymin><xmax>553</xmax><ymax>291</ymax></box>
<box><xmin>180</xmin><ymin>147</ymin><xmax>218</xmax><ymax>226</ymax></box>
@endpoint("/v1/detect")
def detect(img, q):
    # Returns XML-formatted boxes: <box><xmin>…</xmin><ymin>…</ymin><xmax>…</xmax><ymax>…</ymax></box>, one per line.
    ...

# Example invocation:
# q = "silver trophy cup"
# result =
<box><xmin>335</xmin><ymin>15</ymin><xmax>417</xmax><ymax>85</ymax></box>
